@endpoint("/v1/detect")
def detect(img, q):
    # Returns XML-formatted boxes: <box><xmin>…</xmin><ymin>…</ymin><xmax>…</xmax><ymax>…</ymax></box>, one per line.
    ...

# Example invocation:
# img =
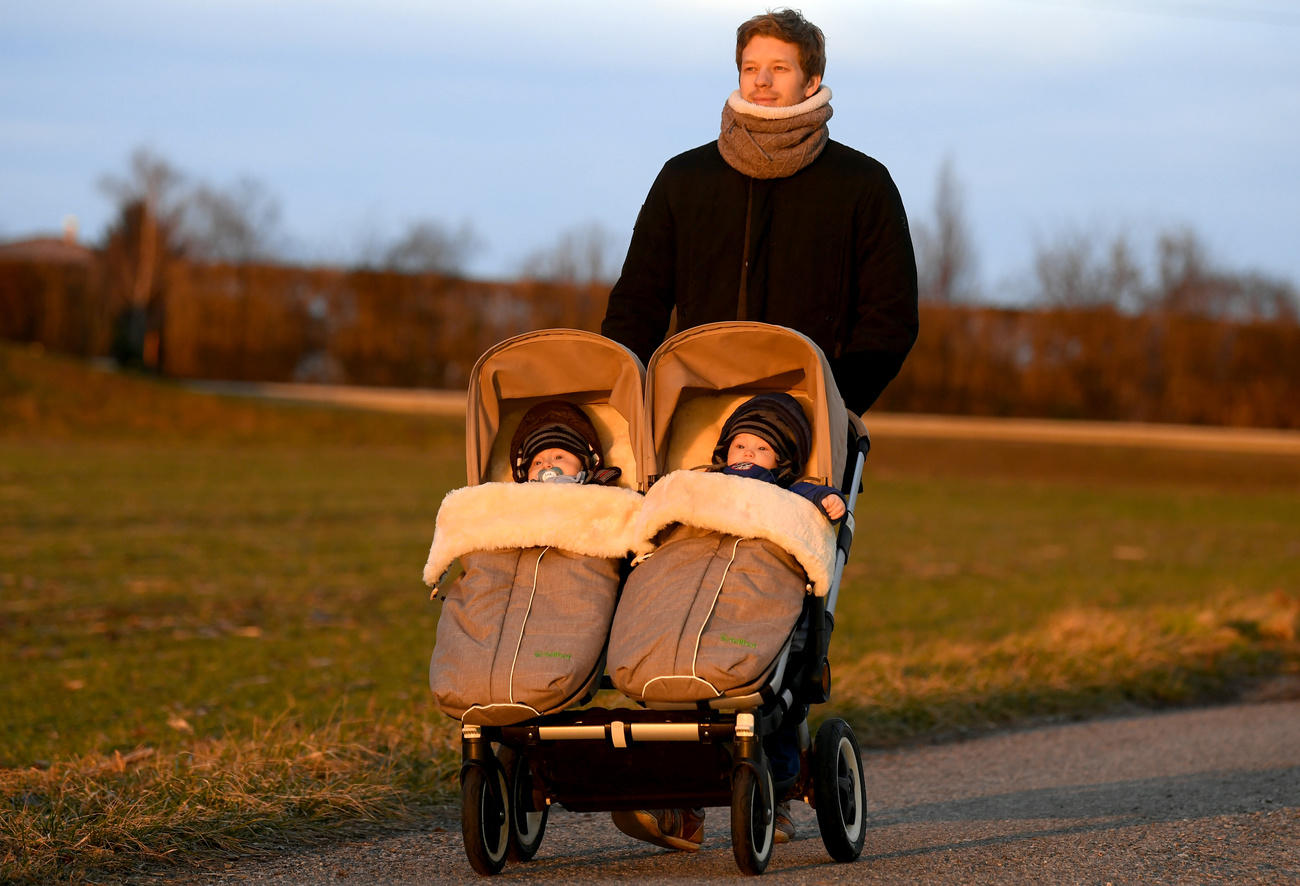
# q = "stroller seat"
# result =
<box><xmin>605</xmin><ymin>325</ymin><xmax>848</xmax><ymax>710</ymax></box>
<box><xmin>426</xmin><ymin>480</ymin><xmax>644</xmax><ymax>725</ymax></box>
<box><xmin>424</xmin><ymin>330</ymin><xmax>650</xmax><ymax>726</ymax></box>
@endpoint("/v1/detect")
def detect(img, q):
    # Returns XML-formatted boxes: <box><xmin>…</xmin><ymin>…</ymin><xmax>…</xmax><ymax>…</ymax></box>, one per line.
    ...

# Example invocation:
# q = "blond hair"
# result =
<box><xmin>735</xmin><ymin>8</ymin><xmax>826</xmax><ymax>79</ymax></box>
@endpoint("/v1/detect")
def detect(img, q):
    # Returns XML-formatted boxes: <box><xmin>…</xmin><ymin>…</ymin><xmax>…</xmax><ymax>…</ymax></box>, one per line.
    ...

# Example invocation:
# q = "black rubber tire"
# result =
<box><xmin>498</xmin><ymin>745</ymin><xmax>548</xmax><ymax>861</ymax></box>
<box><xmin>812</xmin><ymin>718</ymin><xmax>867</xmax><ymax>862</ymax></box>
<box><xmin>730</xmin><ymin>760</ymin><xmax>775</xmax><ymax>875</ymax></box>
<box><xmin>461</xmin><ymin>761</ymin><xmax>510</xmax><ymax>875</ymax></box>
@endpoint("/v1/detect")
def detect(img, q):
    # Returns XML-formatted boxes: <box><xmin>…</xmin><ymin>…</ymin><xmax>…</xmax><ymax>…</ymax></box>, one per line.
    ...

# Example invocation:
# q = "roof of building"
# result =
<box><xmin>0</xmin><ymin>236</ymin><xmax>96</xmax><ymax>265</ymax></box>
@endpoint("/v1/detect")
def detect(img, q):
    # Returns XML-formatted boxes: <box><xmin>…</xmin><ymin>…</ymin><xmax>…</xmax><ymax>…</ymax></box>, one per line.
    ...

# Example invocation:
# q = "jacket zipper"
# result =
<box><xmin>737</xmin><ymin>178</ymin><xmax>753</xmax><ymax>320</ymax></box>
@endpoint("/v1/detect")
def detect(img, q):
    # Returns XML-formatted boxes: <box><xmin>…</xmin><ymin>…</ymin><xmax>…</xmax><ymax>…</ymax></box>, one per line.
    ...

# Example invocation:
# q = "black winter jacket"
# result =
<box><xmin>601</xmin><ymin>139</ymin><xmax>919</xmax><ymax>414</ymax></box>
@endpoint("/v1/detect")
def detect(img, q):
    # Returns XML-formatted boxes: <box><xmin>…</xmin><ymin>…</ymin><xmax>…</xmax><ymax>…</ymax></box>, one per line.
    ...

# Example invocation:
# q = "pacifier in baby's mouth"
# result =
<box><xmin>534</xmin><ymin>466</ymin><xmax>587</xmax><ymax>484</ymax></box>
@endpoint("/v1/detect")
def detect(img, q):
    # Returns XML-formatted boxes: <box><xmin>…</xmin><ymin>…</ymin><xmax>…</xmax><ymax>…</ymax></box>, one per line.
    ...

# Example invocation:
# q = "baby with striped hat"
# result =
<box><xmin>710</xmin><ymin>392</ymin><xmax>845</xmax><ymax>521</ymax></box>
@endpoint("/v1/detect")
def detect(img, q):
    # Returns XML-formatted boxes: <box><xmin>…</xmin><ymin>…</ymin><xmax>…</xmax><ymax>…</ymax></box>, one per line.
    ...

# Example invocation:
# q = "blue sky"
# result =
<box><xmin>3</xmin><ymin>0</ymin><xmax>1298</xmax><ymax>300</ymax></box>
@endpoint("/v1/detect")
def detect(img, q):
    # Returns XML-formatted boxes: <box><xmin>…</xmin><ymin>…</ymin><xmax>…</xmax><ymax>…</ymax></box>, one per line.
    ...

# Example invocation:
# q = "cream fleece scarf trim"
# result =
<box><xmin>635</xmin><ymin>469</ymin><xmax>836</xmax><ymax>594</ymax></box>
<box><xmin>423</xmin><ymin>482</ymin><xmax>647</xmax><ymax>591</ymax></box>
<box><xmin>718</xmin><ymin>85</ymin><xmax>833</xmax><ymax>179</ymax></box>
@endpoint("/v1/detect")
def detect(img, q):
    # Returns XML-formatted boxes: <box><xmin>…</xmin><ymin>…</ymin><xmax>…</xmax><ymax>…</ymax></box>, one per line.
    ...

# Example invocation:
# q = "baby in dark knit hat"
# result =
<box><xmin>510</xmin><ymin>400</ymin><xmax>622</xmax><ymax>485</ymax></box>
<box><xmin>711</xmin><ymin>393</ymin><xmax>846</xmax><ymax>521</ymax></box>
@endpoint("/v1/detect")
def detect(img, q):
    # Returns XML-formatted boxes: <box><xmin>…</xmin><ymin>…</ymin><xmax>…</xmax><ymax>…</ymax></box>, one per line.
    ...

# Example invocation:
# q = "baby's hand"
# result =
<box><xmin>822</xmin><ymin>493</ymin><xmax>846</xmax><ymax>521</ymax></box>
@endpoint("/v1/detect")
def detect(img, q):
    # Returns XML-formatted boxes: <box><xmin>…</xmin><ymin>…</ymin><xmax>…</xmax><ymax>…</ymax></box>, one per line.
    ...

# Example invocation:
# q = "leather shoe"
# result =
<box><xmin>611</xmin><ymin>807</ymin><xmax>706</xmax><ymax>852</ymax></box>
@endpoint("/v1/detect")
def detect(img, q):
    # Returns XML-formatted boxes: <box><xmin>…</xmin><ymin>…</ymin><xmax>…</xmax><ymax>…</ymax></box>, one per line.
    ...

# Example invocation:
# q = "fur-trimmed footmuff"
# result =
<box><xmin>607</xmin><ymin>469</ymin><xmax>836</xmax><ymax>704</ymax></box>
<box><xmin>425</xmin><ymin>482</ymin><xmax>644</xmax><ymax>725</ymax></box>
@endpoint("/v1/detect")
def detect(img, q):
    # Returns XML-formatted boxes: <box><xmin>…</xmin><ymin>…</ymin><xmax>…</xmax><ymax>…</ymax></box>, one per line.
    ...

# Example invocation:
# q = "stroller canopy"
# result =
<box><xmin>465</xmin><ymin>329</ymin><xmax>651</xmax><ymax>489</ymax></box>
<box><xmin>645</xmin><ymin>322</ymin><xmax>848</xmax><ymax>486</ymax></box>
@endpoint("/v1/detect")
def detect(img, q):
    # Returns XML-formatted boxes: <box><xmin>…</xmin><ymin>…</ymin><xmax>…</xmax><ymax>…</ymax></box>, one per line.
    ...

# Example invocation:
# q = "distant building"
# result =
<box><xmin>0</xmin><ymin>219</ymin><xmax>95</xmax><ymax>266</ymax></box>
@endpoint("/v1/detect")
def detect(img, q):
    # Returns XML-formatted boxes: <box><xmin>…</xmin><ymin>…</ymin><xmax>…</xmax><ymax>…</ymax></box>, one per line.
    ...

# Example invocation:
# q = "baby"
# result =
<box><xmin>711</xmin><ymin>393</ymin><xmax>846</xmax><ymax>521</ymax></box>
<box><xmin>510</xmin><ymin>399</ymin><xmax>622</xmax><ymax>486</ymax></box>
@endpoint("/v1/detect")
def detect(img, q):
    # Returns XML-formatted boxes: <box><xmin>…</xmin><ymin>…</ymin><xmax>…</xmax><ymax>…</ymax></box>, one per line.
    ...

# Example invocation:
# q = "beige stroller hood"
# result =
<box><xmin>644</xmin><ymin>322</ymin><xmax>848</xmax><ymax>486</ymax></box>
<box><xmin>464</xmin><ymin>328</ymin><xmax>651</xmax><ymax>489</ymax></box>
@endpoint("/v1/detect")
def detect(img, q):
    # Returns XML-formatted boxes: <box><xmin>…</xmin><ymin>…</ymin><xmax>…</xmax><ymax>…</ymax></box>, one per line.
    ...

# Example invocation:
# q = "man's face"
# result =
<box><xmin>728</xmin><ymin>432</ymin><xmax>778</xmax><ymax>471</ymax></box>
<box><xmin>527</xmin><ymin>447</ymin><xmax>584</xmax><ymax>481</ymax></box>
<box><xmin>739</xmin><ymin>35</ymin><xmax>821</xmax><ymax>107</ymax></box>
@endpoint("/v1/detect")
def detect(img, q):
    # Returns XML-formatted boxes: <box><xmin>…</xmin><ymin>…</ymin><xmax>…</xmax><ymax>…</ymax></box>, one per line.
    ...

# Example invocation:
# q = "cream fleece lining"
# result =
<box><xmin>423</xmin><ymin>482</ymin><xmax>646</xmax><ymax>588</ymax></box>
<box><xmin>425</xmin><ymin>470</ymin><xmax>838</xmax><ymax>595</ymax></box>
<box><xmin>635</xmin><ymin>470</ymin><xmax>836</xmax><ymax>594</ymax></box>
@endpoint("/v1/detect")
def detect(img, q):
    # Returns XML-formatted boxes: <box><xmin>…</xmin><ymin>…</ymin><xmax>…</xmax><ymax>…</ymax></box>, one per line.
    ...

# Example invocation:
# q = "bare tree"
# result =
<box><xmin>382</xmin><ymin>220</ymin><xmax>482</xmax><ymax>275</ymax></box>
<box><xmin>1105</xmin><ymin>235</ymin><xmax>1145</xmax><ymax>313</ymax></box>
<box><xmin>517</xmin><ymin>222</ymin><xmax>622</xmax><ymax>286</ymax></box>
<box><xmin>914</xmin><ymin>158</ymin><xmax>979</xmax><ymax>304</ymax></box>
<box><xmin>183</xmin><ymin>176</ymin><xmax>284</xmax><ymax>263</ymax></box>
<box><xmin>1029</xmin><ymin>223</ymin><xmax>1299</xmax><ymax>322</ymax></box>
<box><xmin>1223</xmin><ymin>273</ymin><xmax>1300</xmax><ymax>324</ymax></box>
<box><xmin>98</xmin><ymin>148</ymin><xmax>188</xmax><ymax>310</ymax></box>
<box><xmin>98</xmin><ymin>149</ymin><xmax>194</xmax><ymax>368</ymax></box>
<box><xmin>100</xmin><ymin>150</ymin><xmax>286</xmax><ymax>266</ymax></box>
<box><xmin>1031</xmin><ymin>226</ymin><xmax>1143</xmax><ymax>310</ymax></box>
<box><xmin>1146</xmin><ymin>229</ymin><xmax>1298</xmax><ymax>322</ymax></box>
<box><xmin>1147</xmin><ymin>228</ymin><xmax>1213</xmax><ymax>315</ymax></box>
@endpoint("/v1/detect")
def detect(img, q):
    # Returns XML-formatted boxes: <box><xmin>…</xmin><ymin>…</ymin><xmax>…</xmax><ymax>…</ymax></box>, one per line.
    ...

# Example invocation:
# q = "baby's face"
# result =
<box><xmin>527</xmin><ymin>447</ymin><xmax>584</xmax><ymax>481</ymax></box>
<box><xmin>727</xmin><ymin>432</ymin><xmax>777</xmax><ymax>470</ymax></box>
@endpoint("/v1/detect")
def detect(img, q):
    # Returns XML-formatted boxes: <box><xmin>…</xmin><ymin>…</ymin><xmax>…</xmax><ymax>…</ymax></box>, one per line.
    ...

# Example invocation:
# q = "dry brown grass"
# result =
<box><xmin>1</xmin><ymin>716</ymin><xmax>460</xmax><ymax>884</ymax></box>
<box><xmin>832</xmin><ymin>590</ymin><xmax>1299</xmax><ymax>745</ymax></box>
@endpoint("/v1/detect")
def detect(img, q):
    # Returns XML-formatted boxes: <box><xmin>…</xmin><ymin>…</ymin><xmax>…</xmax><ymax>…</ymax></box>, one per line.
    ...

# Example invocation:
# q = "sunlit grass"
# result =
<box><xmin>1</xmin><ymin>715</ymin><xmax>459</xmax><ymax>884</ymax></box>
<box><xmin>830</xmin><ymin>591</ymin><xmax>1297</xmax><ymax>745</ymax></box>
<box><xmin>1</xmin><ymin>440</ymin><xmax>461</xmax><ymax>769</ymax></box>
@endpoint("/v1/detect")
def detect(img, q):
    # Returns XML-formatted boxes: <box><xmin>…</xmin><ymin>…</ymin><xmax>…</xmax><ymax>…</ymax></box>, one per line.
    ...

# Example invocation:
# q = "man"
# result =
<box><xmin>601</xmin><ymin>9</ymin><xmax>919</xmax><ymax>417</ymax></box>
<box><xmin>602</xmin><ymin>9</ymin><xmax>919</xmax><ymax>852</ymax></box>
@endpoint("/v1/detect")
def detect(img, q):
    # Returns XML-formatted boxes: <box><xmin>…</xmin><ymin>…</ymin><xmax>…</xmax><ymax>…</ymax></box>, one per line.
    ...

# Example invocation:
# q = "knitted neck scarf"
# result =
<box><xmin>717</xmin><ymin>86</ymin><xmax>833</xmax><ymax>180</ymax></box>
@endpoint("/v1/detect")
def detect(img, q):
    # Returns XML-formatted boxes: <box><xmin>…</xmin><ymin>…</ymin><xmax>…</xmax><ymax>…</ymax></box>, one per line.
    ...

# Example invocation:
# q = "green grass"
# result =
<box><xmin>1</xmin><ymin>441</ymin><xmax>455</xmax><ymax>764</ymax></box>
<box><xmin>1</xmin><ymin>342</ymin><xmax>1297</xmax><ymax>882</ymax></box>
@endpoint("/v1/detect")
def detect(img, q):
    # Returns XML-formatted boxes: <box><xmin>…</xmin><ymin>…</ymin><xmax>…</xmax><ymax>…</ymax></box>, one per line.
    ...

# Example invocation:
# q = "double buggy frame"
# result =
<box><xmin>430</xmin><ymin>322</ymin><xmax>871</xmax><ymax>875</ymax></box>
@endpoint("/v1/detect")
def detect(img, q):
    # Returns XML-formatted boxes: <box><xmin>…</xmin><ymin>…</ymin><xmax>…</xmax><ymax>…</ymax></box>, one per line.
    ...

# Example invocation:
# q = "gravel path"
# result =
<box><xmin>188</xmin><ymin>699</ymin><xmax>1298</xmax><ymax>884</ymax></box>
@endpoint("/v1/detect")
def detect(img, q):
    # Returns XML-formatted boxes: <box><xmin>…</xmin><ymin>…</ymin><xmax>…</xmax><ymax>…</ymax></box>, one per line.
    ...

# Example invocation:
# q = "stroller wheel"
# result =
<box><xmin>730</xmin><ymin>759</ymin><xmax>775</xmax><ymax>875</ymax></box>
<box><xmin>812</xmin><ymin>718</ymin><xmax>867</xmax><ymax>862</ymax></box>
<box><xmin>498</xmin><ymin>745</ymin><xmax>548</xmax><ymax>861</ymax></box>
<box><xmin>461</xmin><ymin>759</ymin><xmax>510</xmax><ymax>875</ymax></box>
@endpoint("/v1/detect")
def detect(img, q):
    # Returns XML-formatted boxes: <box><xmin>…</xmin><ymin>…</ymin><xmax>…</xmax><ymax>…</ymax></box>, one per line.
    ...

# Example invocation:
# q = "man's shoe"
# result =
<box><xmin>611</xmin><ymin>807</ymin><xmax>706</xmax><ymax>852</ymax></box>
<box><xmin>773</xmin><ymin>801</ymin><xmax>795</xmax><ymax>844</ymax></box>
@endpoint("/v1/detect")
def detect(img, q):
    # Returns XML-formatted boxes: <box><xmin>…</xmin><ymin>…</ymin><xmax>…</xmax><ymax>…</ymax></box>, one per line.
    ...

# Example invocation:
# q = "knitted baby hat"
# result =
<box><xmin>711</xmin><ymin>392</ymin><xmax>812</xmax><ymax>486</ymax></box>
<box><xmin>510</xmin><ymin>400</ymin><xmax>604</xmax><ymax>483</ymax></box>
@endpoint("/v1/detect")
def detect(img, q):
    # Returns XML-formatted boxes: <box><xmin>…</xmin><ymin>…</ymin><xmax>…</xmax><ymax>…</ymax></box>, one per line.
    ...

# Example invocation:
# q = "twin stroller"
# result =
<box><xmin>424</xmin><ymin>322</ymin><xmax>871</xmax><ymax>875</ymax></box>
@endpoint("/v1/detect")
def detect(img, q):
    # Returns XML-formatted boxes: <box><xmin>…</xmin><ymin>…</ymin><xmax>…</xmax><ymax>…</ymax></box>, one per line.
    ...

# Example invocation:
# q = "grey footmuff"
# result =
<box><xmin>431</xmin><ymin>547</ymin><xmax>621</xmax><ymax>725</ymax></box>
<box><xmin>605</xmin><ymin>469</ymin><xmax>835</xmax><ymax>705</ymax></box>
<box><xmin>607</xmin><ymin>524</ymin><xmax>806</xmax><ymax>703</ymax></box>
<box><xmin>424</xmin><ymin>481</ymin><xmax>645</xmax><ymax>725</ymax></box>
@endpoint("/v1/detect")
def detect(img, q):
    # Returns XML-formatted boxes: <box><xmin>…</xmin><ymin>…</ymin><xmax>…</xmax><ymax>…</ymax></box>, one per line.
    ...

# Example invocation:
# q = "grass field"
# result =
<box><xmin>2</xmin><ymin>342</ymin><xmax>1297</xmax><ymax>882</ymax></box>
